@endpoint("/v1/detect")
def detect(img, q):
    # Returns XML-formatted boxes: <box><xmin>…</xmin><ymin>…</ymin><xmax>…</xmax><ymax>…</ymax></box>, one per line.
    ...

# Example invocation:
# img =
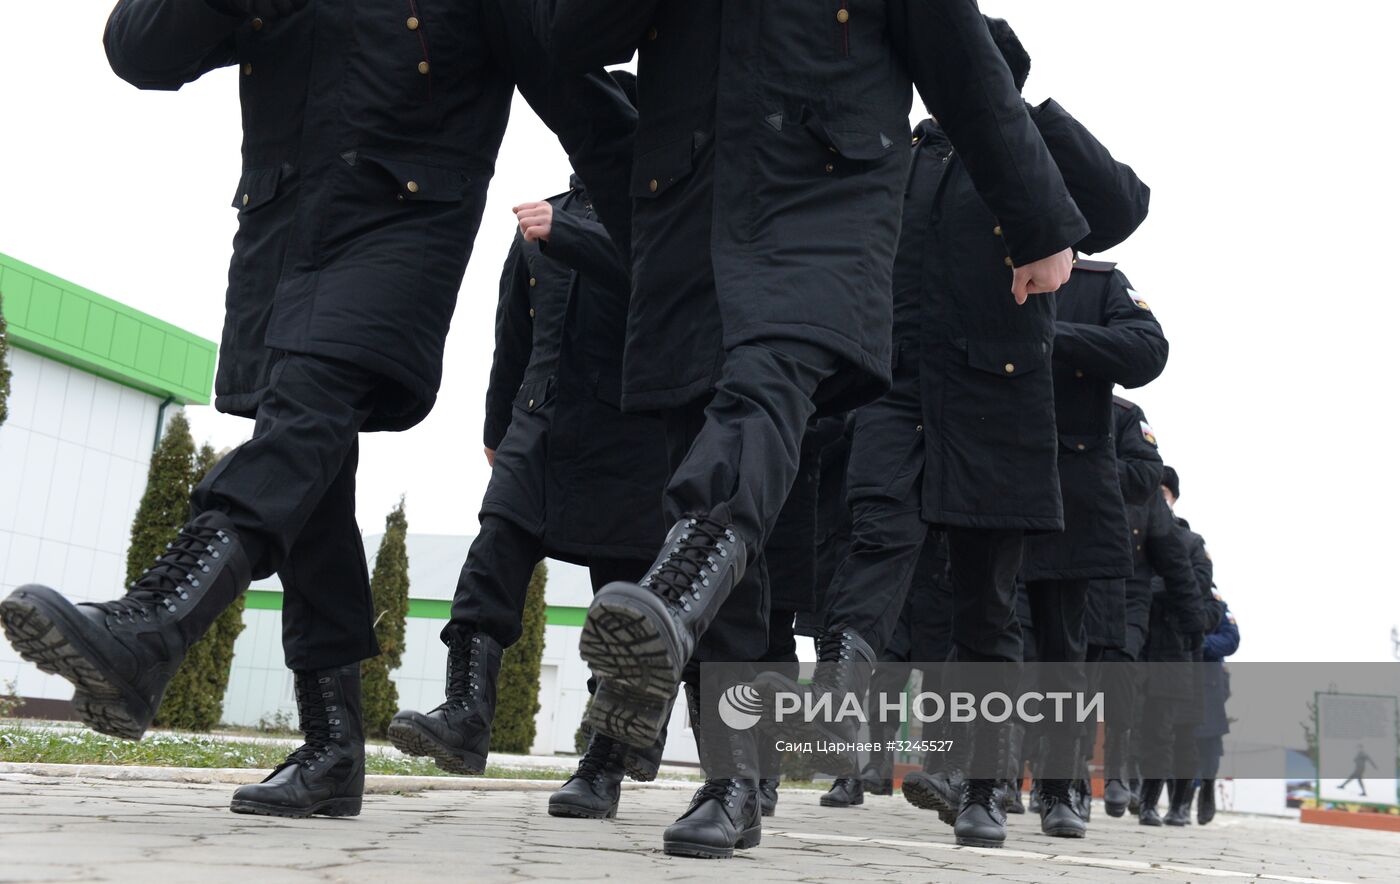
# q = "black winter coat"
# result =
<box><xmin>1023</xmin><ymin>263</ymin><xmax>1166</xmax><ymax>579</ymax></box>
<box><xmin>888</xmin><ymin>102</ymin><xmax>1145</xmax><ymax>530</ymax></box>
<box><xmin>1138</xmin><ymin>492</ymin><xmax>1206</xmax><ymax>666</ymax></box>
<box><xmin>549</xmin><ymin>0</ymin><xmax>1088</xmax><ymax>414</ymax></box>
<box><xmin>105</xmin><ymin>0</ymin><xmax>634</xmax><ymax>431</ymax></box>
<box><xmin>482</xmin><ymin>183</ymin><xmax>668</xmax><ymax>563</ymax></box>
<box><xmin>1083</xmin><ymin>396</ymin><xmax>1165</xmax><ymax>648</ymax></box>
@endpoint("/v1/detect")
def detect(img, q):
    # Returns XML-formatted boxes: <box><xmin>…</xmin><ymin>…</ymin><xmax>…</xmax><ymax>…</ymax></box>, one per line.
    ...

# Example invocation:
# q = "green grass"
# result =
<box><xmin>0</xmin><ymin>725</ymin><xmax>574</xmax><ymax>780</ymax></box>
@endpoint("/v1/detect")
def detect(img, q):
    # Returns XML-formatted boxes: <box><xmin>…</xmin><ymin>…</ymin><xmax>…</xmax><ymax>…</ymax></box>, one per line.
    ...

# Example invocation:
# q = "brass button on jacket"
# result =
<box><xmin>417</xmin><ymin>61</ymin><xmax>430</xmax><ymax>75</ymax></box>
<box><xmin>648</xmin><ymin>179</ymin><xmax>659</xmax><ymax>193</ymax></box>
<box><xmin>405</xmin><ymin>180</ymin><xmax>419</xmax><ymax>193</ymax></box>
<box><xmin>251</xmin><ymin>17</ymin><xmax>263</xmax><ymax>30</ymax></box>
<box><xmin>836</xmin><ymin>8</ymin><xmax>850</xmax><ymax>23</ymax></box>
<box><xmin>1003</xmin><ymin>256</ymin><xmax>1013</xmax><ymax>268</ymax></box>
<box><xmin>407</xmin><ymin>16</ymin><xmax>420</xmax><ymax>30</ymax></box>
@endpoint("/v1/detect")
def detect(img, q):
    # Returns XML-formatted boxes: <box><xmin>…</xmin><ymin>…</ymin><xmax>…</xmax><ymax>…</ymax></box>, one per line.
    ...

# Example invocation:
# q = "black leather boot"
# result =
<box><xmin>1138</xmin><ymin>778</ymin><xmax>1164</xmax><ymax>826</ymax></box>
<box><xmin>1002</xmin><ymin>779</ymin><xmax>1025</xmax><ymax>814</ymax></box>
<box><xmin>1039</xmin><ymin>779</ymin><xmax>1087</xmax><ymax>838</ymax></box>
<box><xmin>622</xmin><ymin>709</ymin><xmax>669</xmax><ymax>782</ymax></box>
<box><xmin>820</xmin><ymin>777</ymin><xmax>865</xmax><ymax>807</ymax></box>
<box><xmin>549</xmin><ymin>734</ymin><xmax>628</xmax><ymax>819</ymax></box>
<box><xmin>901</xmin><ymin>722</ymin><xmax>970</xmax><ymax>826</ymax></box>
<box><xmin>954</xmin><ymin>779</ymin><xmax>1007</xmax><ymax>848</ymax></box>
<box><xmin>663</xmin><ymin>684</ymin><xmax>762</xmax><ymax>859</ymax></box>
<box><xmin>1128</xmin><ymin>777</ymin><xmax>1142</xmax><ymax>815</ymax></box>
<box><xmin>861</xmin><ymin>768</ymin><xmax>894</xmax><ymax>797</ymax></box>
<box><xmin>753</xmin><ymin>627</ymin><xmax>875</xmax><ymax>744</ymax></box>
<box><xmin>757</xmin><ymin>732</ymin><xmax>782</xmax><ymax>816</ymax></box>
<box><xmin>1197</xmin><ymin>779</ymin><xmax>1216</xmax><ymax>824</ymax></box>
<box><xmin>758</xmin><ymin>779</ymin><xmax>779</xmax><ymax>817</ymax></box>
<box><xmin>231</xmin><ymin>664</ymin><xmax>364</xmax><ymax>817</ymax></box>
<box><xmin>388</xmin><ymin>631</ymin><xmax>502</xmax><ymax>774</ymax></box>
<box><xmin>1103</xmin><ymin>778</ymin><xmax>1131</xmax><ymax>818</ymax></box>
<box><xmin>582</xmin><ymin>508</ymin><xmax>746</xmax><ymax>746</ymax></box>
<box><xmin>1</xmin><ymin>512</ymin><xmax>251</xmax><ymax>740</ymax></box>
<box><xmin>1164</xmin><ymin>779</ymin><xmax>1194</xmax><ymax>826</ymax></box>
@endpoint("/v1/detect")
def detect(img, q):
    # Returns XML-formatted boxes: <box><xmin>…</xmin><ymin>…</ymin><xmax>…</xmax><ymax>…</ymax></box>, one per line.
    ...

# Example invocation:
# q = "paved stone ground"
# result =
<box><xmin>1</xmin><ymin>774</ymin><xmax>1395</xmax><ymax>883</ymax></box>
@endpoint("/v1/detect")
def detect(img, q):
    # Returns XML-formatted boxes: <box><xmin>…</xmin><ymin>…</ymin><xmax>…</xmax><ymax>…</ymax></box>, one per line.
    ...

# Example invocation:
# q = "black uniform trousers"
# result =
<box><xmin>663</xmin><ymin>340</ymin><xmax>843</xmax><ymax>676</ymax></box>
<box><xmin>446</xmin><ymin>400</ymin><xmax>650</xmax><ymax>651</ymax></box>
<box><xmin>1023</xmin><ymin>578</ymin><xmax>1091</xmax><ymax>774</ymax></box>
<box><xmin>191</xmin><ymin>353</ymin><xmax>381</xmax><ymax>671</ymax></box>
<box><xmin>1085</xmin><ymin>643</ymin><xmax>1137</xmax><ymax>781</ymax></box>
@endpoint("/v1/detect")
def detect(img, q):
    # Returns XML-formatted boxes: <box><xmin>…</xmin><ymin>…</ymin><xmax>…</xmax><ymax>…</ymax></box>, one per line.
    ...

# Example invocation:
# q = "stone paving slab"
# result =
<box><xmin>1</xmin><ymin>773</ymin><xmax>1396</xmax><ymax>883</ymax></box>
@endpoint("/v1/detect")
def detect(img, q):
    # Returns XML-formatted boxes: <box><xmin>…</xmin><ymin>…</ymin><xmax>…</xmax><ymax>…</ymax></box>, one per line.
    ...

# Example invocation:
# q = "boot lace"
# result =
<box><xmin>964</xmin><ymin>778</ymin><xmax>998</xmax><ymax>809</ymax></box>
<box><xmin>281</xmin><ymin>673</ymin><xmax>336</xmax><ymax>773</ymax></box>
<box><xmin>694</xmin><ymin>778</ymin><xmax>741</xmax><ymax>810</ymax></box>
<box><xmin>96</xmin><ymin>523</ymin><xmax>230</xmax><ymax>621</ymax></box>
<box><xmin>574</xmin><ymin>738</ymin><xmax>626</xmax><ymax>782</ymax></box>
<box><xmin>643</xmin><ymin>515</ymin><xmax>736</xmax><ymax>607</ymax></box>
<box><xmin>437</xmin><ymin>635</ymin><xmax>484</xmax><ymax>712</ymax></box>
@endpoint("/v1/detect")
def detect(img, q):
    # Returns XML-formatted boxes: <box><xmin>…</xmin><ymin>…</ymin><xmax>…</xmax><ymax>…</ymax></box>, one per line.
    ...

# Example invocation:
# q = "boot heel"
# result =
<box><xmin>317</xmin><ymin>797</ymin><xmax>363</xmax><ymax>817</ymax></box>
<box><xmin>736</xmin><ymin>825</ymin><xmax>762</xmax><ymax>850</ymax></box>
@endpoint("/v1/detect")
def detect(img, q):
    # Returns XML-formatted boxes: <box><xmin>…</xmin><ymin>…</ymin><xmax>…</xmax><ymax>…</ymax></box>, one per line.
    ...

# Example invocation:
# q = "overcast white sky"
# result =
<box><xmin>2</xmin><ymin>2</ymin><xmax>1397</xmax><ymax>663</ymax></box>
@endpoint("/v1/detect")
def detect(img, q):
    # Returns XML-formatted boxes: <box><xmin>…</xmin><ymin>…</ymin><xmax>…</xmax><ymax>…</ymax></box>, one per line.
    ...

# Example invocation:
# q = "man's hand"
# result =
<box><xmin>484</xmin><ymin>447</ymin><xmax>496</xmax><ymax>468</ymax></box>
<box><xmin>212</xmin><ymin>0</ymin><xmax>308</xmax><ymax>18</ymax></box>
<box><xmin>514</xmin><ymin>201</ymin><xmax>553</xmax><ymax>243</ymax></box>
<box><xmin>1010</xmin><ymin>247</ymin><xmax>1075</xmax><ymax>305</ymax></box>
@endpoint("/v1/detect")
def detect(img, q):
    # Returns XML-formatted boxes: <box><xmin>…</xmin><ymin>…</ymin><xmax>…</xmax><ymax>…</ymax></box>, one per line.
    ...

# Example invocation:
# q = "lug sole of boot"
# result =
<box><xmin>586</xmin><ymin>682</ymin><xmax>671</xmax><ymax>748</ymax></box>
<box><xmin>663</xmin><ymin>825</ymin><xmax>762</xmax><ymax>859</ymax></box>
<box><xmin>901</xmin><ymin>777</ymin><xmax>957</xmax><ymax>826</ymax></box>
<box><xmin>761</xmin><ymin>804</ymin><xmax>776</xmax><ymax>818</ymax></box>
<box><xmin>1042</xmin><ymin>822</ymin><xmax>1087</xmax><ymax>838</ymax></box>
<box><xmin>1139</xmin><ymin>815</ymin><xmax>1162</xmax><ymax>827</ymax></box>
<box><xmin>386</xmin><ymin>719</ymin><xmax>486</xmax><ymax>775</ymax></box>
<box><xmin>0</xmin><ymin>588</ymin><xmax>152</xmax><ymax>740</ymax></box>
<box><xmin>623</xmin><ymin>752</ymin><xmax>661</xmax><ymax>783</ymax></box>
<box><xmin>1104</xmin><ymin>801</ymin><xmax>1127</xmax><ymax>818</ymax></box>
<box><xmin>229</xmin><ymin>796</ymin><xmax>362</xmax><ymax>818</ymax></box>
<box><xmin>954</xmin><ymin>832</ymin><xmax>1005</xmax><ymax>848</ymax></box>
<box><xmin>547</xmin><ymin>800</ymin><xmax>618</xmax><ymax>820</ymax></box>
<box><xmin>580</xmin><ymin>588</ymin><xmax>684</xmax><ymax>704</ymax></box>
<box><xmin>819</xmin><ymin>794</ymin><xmax>863</xmax><ymax>808</ymax></box>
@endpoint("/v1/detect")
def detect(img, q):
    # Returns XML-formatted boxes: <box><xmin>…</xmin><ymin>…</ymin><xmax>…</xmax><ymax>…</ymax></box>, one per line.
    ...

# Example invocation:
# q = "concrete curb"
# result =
<box><xmin>0</xmin><ymin>762</ymin><xmax>702</xmax><ymax>793</ymax></box>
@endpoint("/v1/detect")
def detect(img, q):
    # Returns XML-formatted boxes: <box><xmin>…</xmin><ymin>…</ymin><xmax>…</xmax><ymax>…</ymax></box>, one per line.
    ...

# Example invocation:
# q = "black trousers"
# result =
<box><xmin>1024</xmin><ymin>578</ymin><xmax>1090</xmax><ymax>773</ymax></box>
<box><xmin>192</xmin><ymin>354</ymin><xmax>380</xmax><ymax>671</ymax></box>
<box><xmin>664</xmin><ymin>340</ymin><xmax>842</xmax><ymax>674</ymax></box>
<box><xmin>1138</xmin><ymin>698</ymin><xmax>1199</xmax><ymax>780</ymax></box>
<box><xmin>1085</xmin><ymin>644</ymin><xmax>1137</xmax><ymax>780</ymax></box>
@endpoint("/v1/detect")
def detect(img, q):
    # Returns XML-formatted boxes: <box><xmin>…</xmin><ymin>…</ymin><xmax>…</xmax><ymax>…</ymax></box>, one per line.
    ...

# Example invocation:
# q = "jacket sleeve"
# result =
<box><xmin>1188</xmin><ymin>531</ymin><xmax>1215</xmax><ymax>598</ymax></box>
<box><xmin>485</xmin><ymin>0</ymin><xmax>637</xmax><ymax>259</ymax></box>
<box><xmin>547</xmin><ymin>0</ymin><xmax>659</xmax><ymax>71</ymax></box>
<box><xmin>484</xmin><ymin>234</ymin><xmax>534</xmax><ymax>450</ymax></box>
<box><xmin>1114</xmin><ymin>404</ymin><xmax>1164</xmax><ymax>506</ymax></box>
<box><xmin>1031</xmin><ymin>99</ymin><xmax>1150</xmax><ymax>254</ymax></box>
<box><xmin>104</xmin><ymin>0</ymin><xmax>240</xmax><ymax>90</ymax></box>
<box><xmin>890</xmin><ymin>0</ymin><xmax>1088</xmax><ymax>265</ymax></box>
<box><xmin>1145</xmin><ymin>496</ymin><xmax>1205</xmax><ymax>638</ymax></box>
<box><xmin>539</xmin><ymin>207</ymin><xmax>630</xmax><ymax>292</ymax></box>
<box><xmin>1203</xmin><ymin>608</ymin><xmax>1239</xmax><ymax>658</ymax></box>
<box><xmin>1054</xmin><ymin>271</ymin><xmax>1168</xmax><ymax>388</ymax></box>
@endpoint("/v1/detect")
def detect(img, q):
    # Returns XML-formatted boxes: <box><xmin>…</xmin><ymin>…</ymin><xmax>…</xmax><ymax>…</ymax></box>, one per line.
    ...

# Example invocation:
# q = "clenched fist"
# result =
<box><xmin>514</xmin><ymin>201</ymin><xmax>553</xmax><ymax>243</ymax></box>
<box><xmin>1010</xmin><ymin>247</ymin><xmax>1074</xmax><ymax>305</ymax></box>
<box><xmin>209</xmin><ymin>0</ymin><xmax>308</xmax><ymax>20</ymax></box>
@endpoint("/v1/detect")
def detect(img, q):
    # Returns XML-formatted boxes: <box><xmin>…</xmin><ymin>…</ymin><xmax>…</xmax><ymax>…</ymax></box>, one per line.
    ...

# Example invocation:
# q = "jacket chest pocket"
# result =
<box><xmin>232</xmin><ymin>166</ymin><xmax>285</xmax><ymax>213</ymax></box>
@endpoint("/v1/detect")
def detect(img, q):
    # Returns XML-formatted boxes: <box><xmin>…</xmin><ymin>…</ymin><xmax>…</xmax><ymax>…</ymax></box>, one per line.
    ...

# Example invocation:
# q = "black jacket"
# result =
<box><xmin>549</xmin><ymin>0</ymin><xmax>1088</xmax><ymax>414</ymax></box>
<box><xmin>482</xmin><ymin>182</ymin><xmax>668</xmax><ymax>563</ymax></box>
<box><xmin>105</xmin><ymin>0</ymin><xmax>634</xmax><ymax>431</ymax></box>
<box><xmin>1023</xmin><ymin>263</ymin><xmax>1167</xmax><ymax>578</ymax></box>
<box><xmin>880</xmin><ymin>103</ymin><xmax>1144</xmax><ymax>531</ymax></box>
<box><xmin>1075</xmin><ymin>397</ymin><xmax>1164</xmax><ymax>647</ymax></box>
<box><xmin>1137</xmin><ymin>492</ymin><xmax>1206</xmax><ymax>665</ymax></box>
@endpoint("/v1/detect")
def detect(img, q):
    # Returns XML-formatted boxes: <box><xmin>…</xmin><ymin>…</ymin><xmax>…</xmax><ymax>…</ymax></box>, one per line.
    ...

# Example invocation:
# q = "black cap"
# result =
<box><xmin>1161</xmin><ymin>466</ymin><xmax>1180</xmax><ymax>500</ymax></box>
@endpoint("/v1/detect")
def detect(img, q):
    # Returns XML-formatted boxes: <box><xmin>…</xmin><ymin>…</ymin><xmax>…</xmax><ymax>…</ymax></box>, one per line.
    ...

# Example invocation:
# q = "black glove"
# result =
<box><xmin>207</xmin><ymin>0</ymin><xmax>308</xmax><ymax>19</ymax></box>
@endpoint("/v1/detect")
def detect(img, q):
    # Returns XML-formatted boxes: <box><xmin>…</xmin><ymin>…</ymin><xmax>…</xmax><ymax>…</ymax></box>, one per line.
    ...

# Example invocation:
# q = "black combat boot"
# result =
<box><xmin>861</xmin><ymin>767</ymin><xmax>894</xmax><ymax>797</ymax></box>
<box><xmin>1103</xmin><ymin>778</ymin><xmax>1132</xmax><ymax>817</ymax></box>
<box><xmin>582</xmin><ymin>508</ymin><xmax>746</xmax><ymax>746</ymax></box>
<box><xmin>953</xmin><ymin>722</ymin><xmax>1012</xmax><ymax>848</ymax></box>
<box><xmin>388</xmin><ymin>631</ymin><xmax>503</xmax><ymax>774</ymax></box>
<box><xmin>1</xmin><ymin>512</ymin><xmax>251</xmax><ymax>740</ymax></box>
<box><xmin>549</xmin><ymin>734</ymin><xmax>628</xmax><ymax>819</ymax></box>
<box><xmin>753</xmin><ymin>627</ymin><xmax>875</xmax><ymax>744</ymax></box>
<box><xmin>757</xmin><ymin>732</ymin><xmax>782</xmax><ymax>816</ymax></box>
<box><xmin>1138</xmin><ymin>778</ymin><xmax>1164</xmax><ymax>826</ymax></box>
<box><xmin>758</xmin><ymin>778</ymin><xmax>780</xmax><ymax>817</ymax></box>
<box><xmin>902</xmin><ymin>721</ymin><xmax>971</xmax><ymax>826</ymax></box>
<box><xmin>663</xmin><ymin>684</ymin><xmax>762</xmax><ymax>859</ymax></box>
<box><xmin>821</xmin><ymin>777</ymin><xmax>865</xmax><ymax>808</ymax></box>
<box><xmin>1197</xmin><ymin>778</ymin><xmax>1216</xmax><ymax>824</ymax></box>
<box><xmin>622</xmin><ymin>725</ymin><xmax>666</xmax><ymax>783</ymax></box>
<box><xmin>1039</xmin><ymin>779</ymin><xmax>1087</xmax><ymax>838</ymax></box>
<box><xmin>1128</xmin><ymin>777</ymin><xmax>1142</xmax><ymax>815</ymax></box>
<box><xmin>1164</xmin><ymin>779</ymin><xmax>1194</xmax><ymax>826</ymax></box>
<box><xmin>231</xmin><ymin>664</ymin><xmax>365</xmax><ymax>817</ymax></box>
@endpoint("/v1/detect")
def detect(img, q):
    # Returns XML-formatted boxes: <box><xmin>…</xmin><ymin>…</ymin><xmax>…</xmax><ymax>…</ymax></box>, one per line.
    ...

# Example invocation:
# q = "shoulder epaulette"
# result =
<box><xmin>1113</xmin><ymin>395</ymin><xmax>1137</xmax><ymax>410</ymax></box>
<box><xmin>1073</xmin><ymin>259</ymin><xmax>1117</xmax><ymax>273</ymax></box>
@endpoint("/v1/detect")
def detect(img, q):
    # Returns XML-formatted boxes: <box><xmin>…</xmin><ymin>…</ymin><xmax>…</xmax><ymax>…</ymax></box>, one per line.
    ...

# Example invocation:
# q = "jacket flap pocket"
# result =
<box><xmin>353</xmin><ymin>153</ymin><xmax>468</xmax><ymax>202</ymax></box>
<box><xmin>965</xmin><ymin>341</ymin><xmax>1048</xmax><ymax>378</ymax></box>
<box><xmin>513</xmin><ymin>378</ymin><xmax>553</xmax><ymax>413</ymax></box>
<box><xmin>1058</xmin><ymin>433</ymin><xmax>1110</xmax><ymax>454</ymax></box>
<box><xmin>232</xmin><ymin>166</ymin><xmax>282</xmax><ymax>212</ymax></box>
<box><xmin>630</xmin><ymin>136</ymin><xmax>694</xmax><ymax>198</ymax></box>
<box><xmin>809</xmin><ymin>116</ymin><xmax>896</xmax><ymax>161</ymax></box>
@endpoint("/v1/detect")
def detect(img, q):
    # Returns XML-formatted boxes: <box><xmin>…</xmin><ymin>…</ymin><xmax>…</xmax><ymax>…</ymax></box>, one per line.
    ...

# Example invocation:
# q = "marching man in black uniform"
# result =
<box><xmin>765</xmin><ymin>18</ymin><xmax>1148</xmax><ymax>849</ymax></box>
<box><xmin>548</xmin><ymin>0</ymin><xmax>1088</xmax><ymax>859</ymax></box>
<box><xmin>1020</xmin><ymin>258</ymin><xmax>1167</xmax><ymax>833</ymax></box>
<box><xmin>0</xmin><ymin>0</ymin><xmax>634</xmax><ymax>819</ymax></box>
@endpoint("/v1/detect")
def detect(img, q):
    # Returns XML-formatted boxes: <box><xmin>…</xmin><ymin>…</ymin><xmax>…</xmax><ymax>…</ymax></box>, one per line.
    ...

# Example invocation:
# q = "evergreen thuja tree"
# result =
<box><xmin>0</xmin><ymin>292</ymin><xmax>11</xmax><ymax>428</ymax></box>
<box><xmin>124</xmin><ymin>411</ymin><xmax>197</xmax><ymax>585</ymax></box>
<box><xmin>362</xmin><ymin>498</ymin><xmax>410</xmax><ymax>738</ymax></box>
<box><xmin>491</xmin><ymin>562</ymin><xmax>548</xmax><ymax>754</ymax></box>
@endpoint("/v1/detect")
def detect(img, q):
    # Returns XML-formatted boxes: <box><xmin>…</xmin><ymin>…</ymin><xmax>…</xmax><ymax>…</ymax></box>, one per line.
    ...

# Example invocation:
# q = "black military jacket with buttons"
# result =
<box><xmin>549</xmin><ymin>0</ymin><xmax>1088</xmax><ymax>414</ymax></box>
<box><xmin>872</xmin><ymin>103</ymin><xmax>1145</xmax><ymax>531</ymax></box>
<box><xmin>1022</xmin><ymin>262</ymin><xmax>1167</xmax><ymax>580</ymax></box>
<box><xmin>104</xmin><ymin>0</ymin><xmax>634</xmax><ymax>432</ymax></box>
<box><xmin>482</xmin><ymin>181</ymin><xmax>668</xmax><ymax>562</ymax></box>
<box><xmin>1083</xmin><ymin>395</ymin><xmax>1165</xmax><ymax>650</ymax></box>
